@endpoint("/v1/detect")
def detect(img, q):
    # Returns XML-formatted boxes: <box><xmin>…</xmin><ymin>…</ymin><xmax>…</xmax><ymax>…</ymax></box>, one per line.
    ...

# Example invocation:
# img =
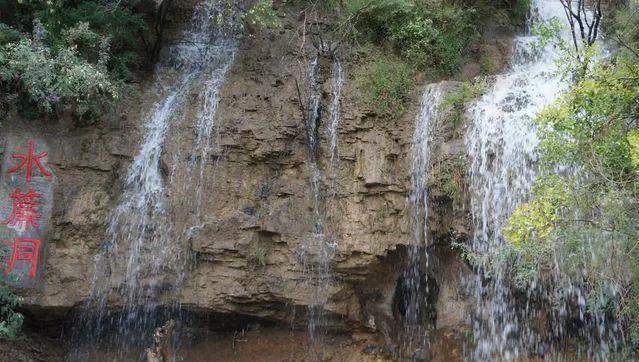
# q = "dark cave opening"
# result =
<box><xmin>392</xmin><ymin>249</ymin><xmax>439</xmax><ymax>328</ymax></box>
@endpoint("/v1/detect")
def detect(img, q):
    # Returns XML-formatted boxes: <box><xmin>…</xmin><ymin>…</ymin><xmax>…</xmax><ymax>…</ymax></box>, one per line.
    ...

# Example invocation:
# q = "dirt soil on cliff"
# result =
<box><xmin>70</xmin><ymin>328</ymin><xmax>392</xmax><ymax>362</ymax></box>
<box><xmin>0</xmin><ymin>332</ymin><xmax>65</xmax><ymax>362</ymax></box>
<box><xmin>0</xmin><ymin>326</ymin><xmax>589</xmax><ymax>361</ymax></box>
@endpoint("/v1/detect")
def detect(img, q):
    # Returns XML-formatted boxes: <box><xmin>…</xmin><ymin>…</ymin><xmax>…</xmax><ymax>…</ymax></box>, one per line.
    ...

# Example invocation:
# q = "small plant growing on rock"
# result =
<box><xmin>0</xmin><ymin>245</ymin><xmax>24</xmax><ymax>340</ymax></box>
<box><xmin>249</xmin><ymin>243</ymin><xmax>267</xmax><ymax>270</ymax></box>
<box><xmin>0</xmin><ymin>277</ymin><xmax>24</xmax><ymax>340</ymax></box>
<box><xmin>364</xmin><ymin>57</ymin><xmax>412</xmax><ymax>118</ymax></box>
<box><xmin>437</xmin><ymin>155</ymin><xmax>468</xmax><ymax>209</ymax></box>
<box><xmin>440</xmin><ymin>78</ymin><xmax>486</xmax><ymax>136</ymax></box>
<box><xmin>345</xmin><ymin>0</ymin><xmax>478</xmax><ymax>75</ymax></box>
<box><xmin>510</xmin><ymin>0</ymin><xmax>531</xmax><ymax>21</ymax></box>
<box><xmin>479</xmin><ymin>55</ymin><xmax>496</xmax><ymax>75</ymax></box>
<box><xmin>0</xmin><ymin>19</ymin><xmax>120</xmax><ymax>120</ymax></box>
<box><xmin>244</xmin><ymin>0</ymin><xmax>280</xmax><ymax>31</ymax></box>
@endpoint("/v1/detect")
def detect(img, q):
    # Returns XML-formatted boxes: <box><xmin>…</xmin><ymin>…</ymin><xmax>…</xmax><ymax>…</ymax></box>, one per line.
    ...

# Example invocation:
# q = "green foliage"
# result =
<box><xmin>50</xmin><ymin>1</ymin><xmax>147</xmax><ymax>79</ymax></box>
<box><xmin>285</xmin><ymin>0</ymin><xmax>341</xmax><ymax>12</ymax></box>
<box><xmin>608</xmin><ymin>2</ymin><xmax>639</xmax><ymax>58</ymax></box>
<box><xmin>496</xmin><ymin>238</ymin><xmax>553</xmax><ymax>290</ymax></box>
<box><xmin>389</xmin><ymin>16</ymin><xmax>439</xmax><ymax>66</ymax></box>
<box><xmin>532</xmin><ymin>17</ymin><xmax>565</xmax><ymax>51</ymax></box>
<box><xmin>628</xmin><ymin>130</ymin><xmax>639</xmax><ymax>171</ymax></box>
<box><xmin>345</xmin><ymin>0</ymin><xmax>415</xmax><ymax>41</ymax></box>
<box><xmin>503</xmin><ymin>176</ymin><xmax>570</xmax><ymax>246</ymax></box>
<box><xmin>0</xmin><ymin>0</ymin><xmax>153</xmax><ymax>120</ymax></box>
<box><xmin>479</xmin><ymin>55</ymin><xmax>496</xmax><ymax>75</ymax></box>
<box><xmin>441</xmin><ymin>79</ymin><xmax>485</xmax><ymax>133</ymax></box>
<box><xmin>0</xmin><ymin>246</ymin><xmax>24</xmax><ymax>340</ymax></box>
<box><xmin>438</xmin><ymin>155</ymin><xmax>468</xmax><ymax>208</ymax></box>
<box><xmin>509</xmin><ymin>0</ymin><xmax>531</xmax><ymax>20</ymax></box>
<box><xmin>537</xmin><ymin>56</ymin><xmax>638</xmax><ymax>180</ymax></box>
<box><xmin>3</xmin><ymin>1</ymin><xmax>147</xmax><ymax>79</ymax></box>
<box><xmin>0</xmin><ymin>23</ymin><xmax>120</xmax><ymax>119</ymax></box>
<box><xmin>0</xmin><ymin>283</ymin><xmax>23</xmax><ymax>340</ymax></box>
<box><xmin>311</xmin><ymin>0</ymin><xmax>342</xmax><ymax>12</ymax></box>
<box><xmin>391</xmin><ymin>5</ymin><xmax>476</xmax><ymax>73</ymax></box>
<box><xmin>347</xmin><ymin>0</ymin><xmax>478</xmax><ymax>75</ymax></box>
<box><xmin>0</xmin><ymin>23</ymin><xmax>23</xmax><ymax>45</ymax></box>
<box><xmin>626</xmin><ymin>287</ymin><xmax>639</xmax><ymax>346</ymax></box>
<box><xmin>532</xmin><ymin>17</ymin><xmax>607</xmax><ymax>78</ymax></box>
<box><xmin>451</xmin><ymin>239</ymin><xmax>477</xmax><ymax>265</ymax></box>
<box><xmin>245</xmin><ymin>0</ymin><xmax>280</xmax><ymax>31</ymax></box>
<box><xmin>364</xmin><ymin>57</ymin><xmax>412</xmax><ymax>117</ymax></box>
<box><xmin>498</xmin><ymin>51</ymin><xmax>639</xmax><ymax>348</ymax></box>
<box><xmin>249</xmin><ymin>243</ymin><xmax>267</xmax><ymax>269</ymax></box>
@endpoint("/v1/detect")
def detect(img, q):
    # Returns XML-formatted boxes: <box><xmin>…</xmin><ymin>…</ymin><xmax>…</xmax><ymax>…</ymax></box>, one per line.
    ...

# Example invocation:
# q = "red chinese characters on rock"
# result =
<box><xmin>1</xmin><ymin>140</ymin><xmax>52</xmax><ymax>283</ymax></box>
<box><xmin>4</xmin><ymin>188</ymin><xmax>42</xmax><ymax>229</ymax></box>
<box><xmin>7</xmin><ymin>140</ymin><xmax>52</xmax><ymax>183</ymax></box>
<box><xmin>4</xmin><ymin>238</ymin><xmax>41</xmax><ymax>278</ymax></box>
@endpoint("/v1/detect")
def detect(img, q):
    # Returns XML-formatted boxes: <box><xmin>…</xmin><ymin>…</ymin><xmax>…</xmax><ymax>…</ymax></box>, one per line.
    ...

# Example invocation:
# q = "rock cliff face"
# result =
<box><xmin>0</xmin><ymin>1</ymin><xmax>515</xmax><ymax>354</ymax></box>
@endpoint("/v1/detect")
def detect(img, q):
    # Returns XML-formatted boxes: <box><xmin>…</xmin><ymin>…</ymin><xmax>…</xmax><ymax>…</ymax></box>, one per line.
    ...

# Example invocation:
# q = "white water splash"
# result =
<box><xmin>399</xmin><ymin>83</ymin><xmax>445</xmax><ymax>358</ymax></box>
<box><xmin>466</xmin><ymin>0</ymin><xmax>571</xmax><ymax>358</ymax></box>
<box><xmin>81</xmin><ymin>0</ymin><xmax>238</xmax><ymax>350</ymax></box>
<box><xmin>187</xmin><ymin>43</ymin><xmax>236</xmax><ymax>220</ymax></box>
<box><xmin>327</xmin><ymin>58</ymin><xmax>344</xmax><ymax>193</ymax></box>
<box><xmin>303</xmin><ymin>56</ymin><xmax>326</xmax><ymax>337</ymax></box>
<box><xmin>410</xmin><ymin>84</ymin><xmax>443</xmax><ymax>245</ymax></box>
<box><xmin>297</xmin><ymin>56</ymin><xmax>340</xmax><ymax>353</ymax></box>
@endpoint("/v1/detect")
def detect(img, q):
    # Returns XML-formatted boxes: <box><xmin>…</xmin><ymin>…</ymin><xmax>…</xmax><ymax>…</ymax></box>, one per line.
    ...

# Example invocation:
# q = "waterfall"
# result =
<box><xmin>402</xmin><ymin>84</ymin><xmax>444</xmax><ymax>358</ymax></box>
<box><xmin>300</xmin><ymin>56</ymin><xmax>326</xmax><ymax>344</ymax></box>
<box><xmin>298</xmin><ymin>55</ymin><xmax>341</xmax><ymax>352</ymax></box>
<box><xmin>306</xmin><ymin>57</ymin><xmax>323</xmax><ymax>228</ymax></box>
<box><xmin>465</xmin><ymin>0</ymin><xmax>571</xmax><ymax>358</ymax></box>
<box><xmin>410</xmin><ymin>84</ymin><xmax>443</xmax><ymax>246</ymax></box>
<box><xmin>327</xmin><ymin>58</ymin><xmax>344</xmax><ymax>194</ymax></box>
<box><xmin>75</xmin><ymin>0</ymin><xmax>238</xmax><ymax>354</ymax></box>
<box><xmin>188</xmin><ymin>45</ymin><xmax>236</xmax><ymax>220</ymax></box>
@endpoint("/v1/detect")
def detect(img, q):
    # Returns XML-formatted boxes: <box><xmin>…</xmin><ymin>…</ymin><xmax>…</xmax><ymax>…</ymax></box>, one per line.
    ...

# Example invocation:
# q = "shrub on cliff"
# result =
<box><xmin>0</xmin><ymin>19</ymin><xmax>120</xmax><ymax>120</ymax></box>
<box><xmin>0</xmin><ymin>0</ymin><xmax>164</xmax><ymax>121</ymax></box>
<box><xmin>346</xmin><ymin>0</ymin><xmax>478</xmax><ymax>75</ymax></box>
<box><xmin>498</xmin><ymin>39</ymin><xmax>639</xmax><ymax>349</ymax></box>
<box><xmin>440</xmin><ymin>79</ymin><xmax>485</xmax><ymax>134</ymax></box>
<box><xmin>0</xmin><ymin>283</ymin><xmax>23</xmax><ymax>340</ymax></box>
<box><xmin>0</xmin><ymin>245</ymin><xmax>23</xmax><ymax>340</ymax></box>
<box><xmin>365</xmin><ymin>57</ymin><xmax>412</xmax><ymax>117</ymax></box>
<box><xmin>244</xmin><ymin>0</ymin><xmax>281</xmax><ymax>31</ymax></box>
<box><xmin>389</xmin><ymin>4</ymin><xmax>477</xmax><ymax>74</ymax></box>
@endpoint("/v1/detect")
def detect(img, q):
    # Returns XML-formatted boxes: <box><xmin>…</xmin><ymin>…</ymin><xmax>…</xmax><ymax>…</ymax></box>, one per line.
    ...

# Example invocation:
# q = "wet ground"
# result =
<box><xmin>0</xmin><ymin>324</ymin><xmax>613</xmax><ymax>361</ymax></box>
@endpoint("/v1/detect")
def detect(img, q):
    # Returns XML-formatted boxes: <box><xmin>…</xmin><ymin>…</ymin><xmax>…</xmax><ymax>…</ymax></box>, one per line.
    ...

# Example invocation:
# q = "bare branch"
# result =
<box><xmin>559</xmin><ymin>0</ymin><xmax>603</xmax><ymax>56</ymax></box>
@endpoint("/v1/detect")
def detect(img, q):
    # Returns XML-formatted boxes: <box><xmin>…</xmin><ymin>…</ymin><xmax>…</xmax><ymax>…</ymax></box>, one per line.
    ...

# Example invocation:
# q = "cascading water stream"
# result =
<box><xmin>465</xmin><ymin>0</ymin><xmax>572</xmax><ymax>358</ymax></box>
<box><xmin>188</xmin><ymin>48</ymin><xmax>236</xmax><ymax>220</ymax></box>
<box><xmin>402</xmin><ymin>84</ymin><xmax>444</xmax><ymax>357</ymax></box>
<box><xmin>299</xmin><ymin>55</ymin><xmax>343</xmax><ymax>351</ymax></box>
<box><xmin>301</xmin><ymin>56</ymin><xmax>329</xmax><ymax>345</ymax></box>
<box><xmin>306</xmin><ymin>57</ymin><xmax>323</xmax><ymax>229</ymax></box>
<box><xmin>327</xmin><ymin>58</ymin><xmax>344</xmax><ymax>195</ymax></box>
<box><xmin>410</xmin><ymin>84</ymin><xmax>443</xmax><ymax>248</ymax></box>
<box><xmin>75</xmin><ymin>0</ymin><xmax>238</xmax><ymax>355</ymax></box>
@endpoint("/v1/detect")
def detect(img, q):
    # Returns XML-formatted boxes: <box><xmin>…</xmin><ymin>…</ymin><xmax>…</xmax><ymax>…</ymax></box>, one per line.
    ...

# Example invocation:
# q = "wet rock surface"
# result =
<box><xmin>0</xmin><ymin>1</ymin><xmax>515</xmax><ymax>358</ymax></box>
